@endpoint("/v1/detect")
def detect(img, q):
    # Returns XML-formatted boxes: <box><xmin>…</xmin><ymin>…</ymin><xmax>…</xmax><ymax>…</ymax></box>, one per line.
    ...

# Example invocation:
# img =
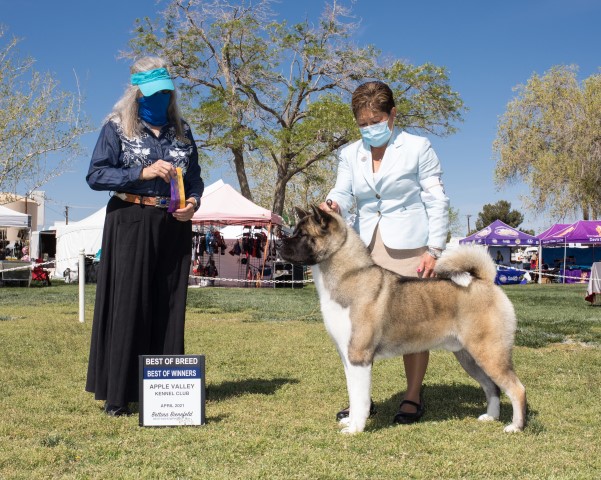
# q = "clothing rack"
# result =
<box><xmin>191</xmin><ymin>222</ymin><xmax>278</xmax><ymax>287</ymax></box>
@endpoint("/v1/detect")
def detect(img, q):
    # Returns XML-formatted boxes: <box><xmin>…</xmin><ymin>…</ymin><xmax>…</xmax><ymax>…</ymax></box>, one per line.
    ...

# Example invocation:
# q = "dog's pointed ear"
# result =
<box><xmin>294</xmin><ymin>207</ymin><xmax>310</xmax><ymax>221</ymax></box>
<box><xmin>310</xmin><ymin>205</ymin><xmax>333</xmax><ymax>229</ymax></box>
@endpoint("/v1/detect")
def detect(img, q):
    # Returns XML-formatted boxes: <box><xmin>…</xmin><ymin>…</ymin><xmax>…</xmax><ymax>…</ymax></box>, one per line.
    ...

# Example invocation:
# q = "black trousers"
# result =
<box><xmin>85</xmin><ymin>196</ymin><xmax>192</xmax><ymax>405</ymax></box>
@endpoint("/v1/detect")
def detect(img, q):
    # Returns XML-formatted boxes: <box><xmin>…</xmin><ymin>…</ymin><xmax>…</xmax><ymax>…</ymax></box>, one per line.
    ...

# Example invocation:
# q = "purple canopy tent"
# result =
<box><xmin>536</xmin><ymin>223</ymin><xmax>571</xmax><ymax>242</ymax></box>
<box><xmin>534</xmin><ymin>223</ymin><xmax>570</xmax><ymax>283</ymax></box>
<box><xmin>539</xmin><ymin>220</ymin><xmax>601</xmax><ymax>245</ymax></box>
<box><xmin>460</xmin><ymin>219</ymin><xmax>539</xmax><ymax>247</ymax></box>
<box><xmin>538</xmin><ymin>220</ymin><xmax>601</xmax><ymax>283</ymax></box>
<box><xmin>460</xmin><ymin>220</ymin><xmax>539</xmax><ymax>285</ymax></box>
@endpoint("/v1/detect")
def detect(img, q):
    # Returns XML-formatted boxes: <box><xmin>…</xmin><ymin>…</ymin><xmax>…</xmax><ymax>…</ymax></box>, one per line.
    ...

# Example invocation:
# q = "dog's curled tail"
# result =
<box><xmin>434</xmin><ymin>245</ymin><xmax>498</xmax><ymax>287</ymax></box>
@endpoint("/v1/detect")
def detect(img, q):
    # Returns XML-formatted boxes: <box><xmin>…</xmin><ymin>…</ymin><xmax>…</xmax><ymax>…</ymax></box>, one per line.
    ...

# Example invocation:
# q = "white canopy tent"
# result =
<box><xmin>0</xmin><ymin>205</ymin><xmax>31</xmax><ymax>228</ymax></box>
<box><xmin>0</xmin><ymin>205</ymin><xmax>31</xmax><ymax>261</ymax></box>
<box><xmin>54</xmin><ymin>206</ymin><xmax>106</xmax><ymax>277</ymax></box>
<box><xmin>53</xmin><ymin>180</ymin><xmax>284</xmax><ymax>281</ymax></box>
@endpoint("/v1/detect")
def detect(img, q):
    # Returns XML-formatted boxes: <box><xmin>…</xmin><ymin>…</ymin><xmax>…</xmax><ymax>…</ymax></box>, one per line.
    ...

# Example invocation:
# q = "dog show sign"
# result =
<box><xmin>139</xmin><ymin>354</ymin><xmax>205</xmax><ymax>427</ymax></box>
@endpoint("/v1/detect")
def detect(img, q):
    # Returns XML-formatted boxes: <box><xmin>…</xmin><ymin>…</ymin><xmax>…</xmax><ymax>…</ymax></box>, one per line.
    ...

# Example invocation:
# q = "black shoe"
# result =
<box><xmin>392</xmin><ymin>397</ymin><xmax>425</xmax><ymax>425</ymax></box>
<box><xmin>104</xmin><ymin>402</ymin><xmax>132</xmax><ymax>417</ymax></box>
<box><xmin>336</xmin><ymin>400</ymin><xmax>377</xmax><ymax>421</ymax></box>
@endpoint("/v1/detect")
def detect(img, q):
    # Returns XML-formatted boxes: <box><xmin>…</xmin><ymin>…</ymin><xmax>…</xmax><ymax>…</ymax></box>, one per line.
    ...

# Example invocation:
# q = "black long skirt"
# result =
<box><xmin>85</xmin><ymin>196</ymin><xmax>192</xmax><ymax>405</ymax></box>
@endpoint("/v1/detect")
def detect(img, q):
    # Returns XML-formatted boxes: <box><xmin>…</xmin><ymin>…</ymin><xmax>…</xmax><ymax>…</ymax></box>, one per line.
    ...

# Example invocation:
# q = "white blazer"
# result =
<box><xmin>327</xmin><ymin>129</ymin><xmax>449</xmax><ymax>250</ymax></box>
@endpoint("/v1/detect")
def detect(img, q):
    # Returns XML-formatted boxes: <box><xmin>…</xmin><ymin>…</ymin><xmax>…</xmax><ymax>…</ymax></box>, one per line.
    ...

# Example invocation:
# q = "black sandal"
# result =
<box><xmin>392</xmin><ymin>397</ymin><xmax>425</xmax><ymax>425</ymax></box>
<box><xmin>336</xmin><ymin>400</ymin><xmax>377</xmax><ymax>421</ymax></box>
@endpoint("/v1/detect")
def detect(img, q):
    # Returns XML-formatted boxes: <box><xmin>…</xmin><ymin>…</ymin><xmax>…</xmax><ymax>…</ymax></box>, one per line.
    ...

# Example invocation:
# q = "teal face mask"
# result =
<box><xmin>359</xmin><ymin>119</ymin><xmax>393</xmax><ymax>148</ymax></box>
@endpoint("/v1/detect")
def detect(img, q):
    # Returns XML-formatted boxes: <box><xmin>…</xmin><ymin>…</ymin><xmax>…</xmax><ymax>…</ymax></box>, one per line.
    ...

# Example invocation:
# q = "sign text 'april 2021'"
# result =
<box><xmin>139</xmin><ymin>355</ymin><xmax>205</xmax><ymax>427</ymax></box>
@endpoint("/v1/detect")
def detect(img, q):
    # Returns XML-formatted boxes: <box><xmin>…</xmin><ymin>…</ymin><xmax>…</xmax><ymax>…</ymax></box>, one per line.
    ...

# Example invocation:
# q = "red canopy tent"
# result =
<box><xmin>192</xmin><ymin>180</ymin><xmax>282</xmax><ymax>226</ymax></box>
<box><xmin>190</xmin><ymin>180</ymin><xmax>283</xmax><ymax>287</ymax></box>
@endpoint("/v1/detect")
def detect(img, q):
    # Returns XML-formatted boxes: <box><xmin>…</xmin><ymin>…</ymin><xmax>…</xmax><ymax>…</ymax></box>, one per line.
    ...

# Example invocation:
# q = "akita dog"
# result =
<box><xmin>280</xmin><ymin>206</ymin><xmax>526</xmax><ymax>434</ymax></box>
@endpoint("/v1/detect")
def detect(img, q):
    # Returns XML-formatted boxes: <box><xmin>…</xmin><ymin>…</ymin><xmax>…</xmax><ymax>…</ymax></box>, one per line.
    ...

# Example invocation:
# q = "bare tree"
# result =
<box><xmin>0</xmin><ymin>27</ymin><xmax>88</xmax><ymax>203</ymax></box>
<box><xmin>130</xmin><ymin>0</ymin><xmax>464</xmax><ymax>215</ymax></box>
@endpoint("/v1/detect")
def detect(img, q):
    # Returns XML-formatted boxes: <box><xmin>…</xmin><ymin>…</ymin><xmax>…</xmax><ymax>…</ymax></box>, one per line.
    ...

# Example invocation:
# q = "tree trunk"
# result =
<box><xmin>232</xmin><ymin>147</ymin><xmax>253</xmax><ymax>202</ymax></box>
<box><xmin>271</xmin><ymin>174</ymin><xmax>288</xmax><ymax>217</ymax></box>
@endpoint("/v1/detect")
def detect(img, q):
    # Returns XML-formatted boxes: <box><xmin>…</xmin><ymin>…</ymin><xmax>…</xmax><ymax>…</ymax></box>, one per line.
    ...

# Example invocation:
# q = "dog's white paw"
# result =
<box><xmin>503</xmin><ymin>424</ymin><xmax>522</xmax><ymax>433</ymax></box>
<box><xmin>340</xmin><ymin>425</ymin><xmax>361</xmax><ymax>434</ymax></box>
<box><xmin>338</xmin><ymin>416</ymin><xmax>350</xmax><ymax>426</ymax></box>
<box><xmin>478</xmin><ymin>413</ymin><xmax>497</xmax><ymax>422</ymax></box>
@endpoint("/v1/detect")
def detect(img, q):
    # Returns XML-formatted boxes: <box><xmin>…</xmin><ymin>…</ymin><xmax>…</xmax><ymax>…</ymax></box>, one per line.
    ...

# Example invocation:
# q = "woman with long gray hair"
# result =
<box><xmin>85</xmin><ymin>57</ymin><xmax>204</xmax><ymax>416</ymax></box>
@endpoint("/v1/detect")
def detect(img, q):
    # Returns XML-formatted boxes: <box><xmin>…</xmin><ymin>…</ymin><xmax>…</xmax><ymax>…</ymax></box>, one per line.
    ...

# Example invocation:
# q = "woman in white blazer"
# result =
<box><xmin>321</xmin><ymin>81</ymin><xmax>450</xmax><ymax>425</ymax></box>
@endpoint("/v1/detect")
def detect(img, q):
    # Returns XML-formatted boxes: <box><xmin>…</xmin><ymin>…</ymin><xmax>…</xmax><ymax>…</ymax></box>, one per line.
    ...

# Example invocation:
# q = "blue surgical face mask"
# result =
<box><xmin>138</xmin><ymin>91</ymin><xmax>172</xmax><ymax>126</ymax></box>
<box><xmin>359</xmin><ymin>119</ymin><xmax>393</xmax><ymax>148</ymax></box>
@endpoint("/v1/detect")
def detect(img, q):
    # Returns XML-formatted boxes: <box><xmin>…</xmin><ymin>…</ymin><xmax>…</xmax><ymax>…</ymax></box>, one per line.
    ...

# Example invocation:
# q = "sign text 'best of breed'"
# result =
<box><xmin>139</xmin><ymin>355</ymin><xmax>205</xmax><ymax>427</ymax></box>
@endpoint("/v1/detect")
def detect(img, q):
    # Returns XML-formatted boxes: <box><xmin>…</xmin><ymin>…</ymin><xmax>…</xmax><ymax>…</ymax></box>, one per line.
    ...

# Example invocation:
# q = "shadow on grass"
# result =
<box><xmin>91</xmin><ymin>403</ymin><xmax>228</xmax><ymax>425</ymax></box>
<box><xmin>207</xmin><ymin>377</ymin><xmax>300</xmax><ymax>402</ymax></box>
<box><xmin>368</xmin><ymin>383</ymin><xmax>542</xmax><ymax>432</ymax></box>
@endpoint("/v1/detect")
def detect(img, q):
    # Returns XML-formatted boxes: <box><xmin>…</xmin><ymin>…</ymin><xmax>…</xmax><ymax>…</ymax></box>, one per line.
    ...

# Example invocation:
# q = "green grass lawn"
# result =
<box><xmin>0</xmin><ymin>282</ymin><xmax>600</xmax><ymax>479</ymax></box>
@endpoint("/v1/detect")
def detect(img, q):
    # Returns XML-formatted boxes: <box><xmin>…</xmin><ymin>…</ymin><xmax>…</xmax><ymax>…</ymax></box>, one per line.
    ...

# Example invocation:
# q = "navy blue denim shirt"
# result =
<box><xmin>86</xmin><ymin>119</ymin><xmax>204</xmax><ymax>207</ymax></box>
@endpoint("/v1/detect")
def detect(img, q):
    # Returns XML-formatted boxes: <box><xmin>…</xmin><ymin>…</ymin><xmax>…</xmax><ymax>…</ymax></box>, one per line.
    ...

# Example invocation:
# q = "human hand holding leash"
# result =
<box><xmin>140</xmin><ymin>159</ymin><xmax>176</xmax><ymax>183</ymax></box>
<box><xmin>319</xmin><ymin>199</ymin><xmax>340</xmax><ymax>214</ymax></box>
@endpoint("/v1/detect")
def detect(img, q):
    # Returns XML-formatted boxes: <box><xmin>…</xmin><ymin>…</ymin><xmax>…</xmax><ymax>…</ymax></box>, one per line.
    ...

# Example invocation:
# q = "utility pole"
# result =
<box><xmin>466</xmin><ymin>214</ymin><xmax>472</xmax><ymax>235</ymax></box>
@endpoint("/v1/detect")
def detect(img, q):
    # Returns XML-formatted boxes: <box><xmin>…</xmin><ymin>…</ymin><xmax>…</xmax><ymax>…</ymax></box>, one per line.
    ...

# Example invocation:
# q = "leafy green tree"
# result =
<box><xmin>0</xmin><ymin>27</ymin><xmax>88</xmax><ymax>201</ymax></box>
<box><xmin>249</xmin><ymin>151</ymin><xmax>338</xmax><ymax>224</ymax></box>
<box><xmin>447</xmin><ymin>206</ymin><xmax>462</xmax><ymax>241</ymax></box>
<box><xmin>475</xmin><ymin>200</ymin><xmax>524</xmax><ymax>231</ymax></box>
<box><xmin>493</xmin><ymin>65</ymin><xmax>601</xmax><ymax>220</ymax></box>
<box><xmin>580</xmin><ymin>73</ymin><xmax>601</xmax><ymax>218</ymax></box>
<box><xmin>129</xmin><ymin>0</ymin><xmax>465</xmax><ymax>216</ymax></box>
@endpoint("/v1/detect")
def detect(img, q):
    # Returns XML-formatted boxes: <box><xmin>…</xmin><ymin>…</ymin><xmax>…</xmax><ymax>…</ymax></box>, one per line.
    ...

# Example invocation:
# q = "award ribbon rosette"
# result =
<box><xmin>168</xmin><ymin>167</ymin><xmax>186</xmax><ymax>213</ymax></box>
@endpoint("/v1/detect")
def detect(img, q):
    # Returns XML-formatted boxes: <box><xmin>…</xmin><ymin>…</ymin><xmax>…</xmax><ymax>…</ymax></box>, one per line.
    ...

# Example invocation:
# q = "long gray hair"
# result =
<box><xmin>107</xmin><ymin>56</ymin><xmax>187</xmax><ymax>141</ymax></box>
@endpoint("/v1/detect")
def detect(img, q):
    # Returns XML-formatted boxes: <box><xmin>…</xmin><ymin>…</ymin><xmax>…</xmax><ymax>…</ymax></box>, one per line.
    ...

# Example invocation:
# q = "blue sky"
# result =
<box><xmin>3</xmin><ymin>0</ymin><xmax>600</xmax><ymax>234</ymax></box>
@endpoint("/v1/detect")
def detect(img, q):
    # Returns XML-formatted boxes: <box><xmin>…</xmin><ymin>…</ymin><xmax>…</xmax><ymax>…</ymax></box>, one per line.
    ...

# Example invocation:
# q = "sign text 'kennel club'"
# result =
<box><xmin>139</xmin><ymin>355</ymin><xmax>205</xmax><ymax>427</ymax></box>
